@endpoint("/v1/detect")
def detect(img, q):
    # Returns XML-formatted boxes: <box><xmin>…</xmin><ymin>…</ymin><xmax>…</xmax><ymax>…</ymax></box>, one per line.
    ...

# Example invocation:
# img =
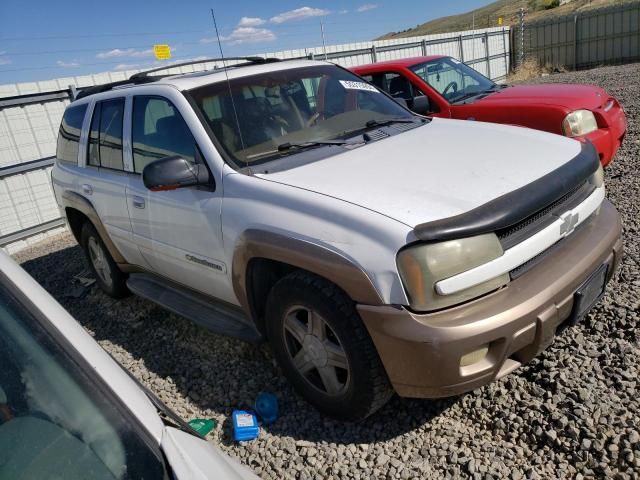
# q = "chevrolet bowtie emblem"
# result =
<box><xmin>559</xmin><ymin>212</ymin><xmax>579</xmax><ymax>236</ymax></box>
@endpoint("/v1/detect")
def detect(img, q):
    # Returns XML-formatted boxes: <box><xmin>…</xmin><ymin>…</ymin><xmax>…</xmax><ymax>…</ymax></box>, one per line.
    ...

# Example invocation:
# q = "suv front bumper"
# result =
<box><xmin>358</xmin><ymin>199</ymin><xmax>623</xmax><ymax>398</ymax></box>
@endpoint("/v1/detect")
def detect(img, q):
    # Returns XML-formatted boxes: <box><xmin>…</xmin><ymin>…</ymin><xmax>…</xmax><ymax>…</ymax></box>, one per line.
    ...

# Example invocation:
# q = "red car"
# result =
<box><xmin>352</xmin><ymin>56</ymin><xmax>626</xmax><ymax>166</ymax></box>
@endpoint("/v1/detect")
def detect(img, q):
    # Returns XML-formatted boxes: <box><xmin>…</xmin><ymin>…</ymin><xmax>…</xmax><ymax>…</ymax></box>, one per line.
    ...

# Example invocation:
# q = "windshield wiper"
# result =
<box><xmin>246</xmin><ymin>140</ymin><xmax>348</xmax><ymax>161</ymax></box>
<box><xmin>117</xmin><ymin>358</ymin><xmax>204</xmax><ymax>439</ymax></box>
<box><xmin>453</xmin><ymin>85</ymin><xmax>506</xmax><ymax>103</ymax></box>
<box><xmin>277</xmin><ymin>139</ymin><xmax>347</xmax><ymax>151</ymax></box>
<box><xmin>452</xmin><ymin>91</ymin><xmax>490</xmax><ymax>103</ymax></box>
<box><xmin>364</xmin><ymin>117</ymin><xmax>420</xmax><ymax>129</ymax></box>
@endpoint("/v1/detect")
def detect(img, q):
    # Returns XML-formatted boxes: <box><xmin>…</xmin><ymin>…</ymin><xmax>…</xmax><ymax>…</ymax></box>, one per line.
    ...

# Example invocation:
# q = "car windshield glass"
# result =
<box><xmin>410</xmin><ymin>57</ymin><xmax>496</xmax><ymax>103</ymax></box>
<box><xmin>0</xmin><ymin>283</ymin><xmax>167</xmax><ymax>479</ymax></box>
<box><xmin>189</xmin><ymin>64</ymin><xmax>415</xmax><ymax>166</ymax></box>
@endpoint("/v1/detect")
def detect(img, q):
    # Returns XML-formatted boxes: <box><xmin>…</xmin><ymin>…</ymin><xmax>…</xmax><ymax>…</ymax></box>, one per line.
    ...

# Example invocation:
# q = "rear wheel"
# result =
<box><xmin>80</xmin><ymin>223</ymin><xmax>129</xmax><ymax>298</ymax></box>
<box><xmin>265</xmin><ymin>271</ymin><xmax>393</xmax><ymax>420</ymax></box>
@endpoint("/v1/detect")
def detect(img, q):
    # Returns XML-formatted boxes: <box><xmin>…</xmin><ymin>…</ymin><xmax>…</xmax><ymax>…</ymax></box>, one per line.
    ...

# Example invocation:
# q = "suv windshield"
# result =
<box><xmin>189</xmin><ymin>64</ymin><xmax>415</xmax><ymax>166</ymax></box>
<box><xmin>0</xmin><ymin>281</ymin><xmax>167</xmax><ymax>479</ymax></box>
<box><xmin>410</xmin><ymin>57</ymin><xmax>497</xmax><ymax>103</ymax></box>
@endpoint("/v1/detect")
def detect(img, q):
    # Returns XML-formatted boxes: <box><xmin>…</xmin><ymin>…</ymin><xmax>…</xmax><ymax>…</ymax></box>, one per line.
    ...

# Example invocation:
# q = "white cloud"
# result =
<box><xmin>238</xmin><ymin>16</ymin><xmax>266</xmax><ymax>27</ymax></box>
<box><xmin>338</xmin><ymin>9</ymin><xmax>349</xmax><ymax>14</ymax></box>
<box><xmin>269</xmin><ymin>6</ymin><xmax>330</xmax><ymax>24</ymax></box>
<box><xmin>357</xmin><ymin>4</ymin><xmax>378</xmax><ymax>12</ymax></box>
<box><xmin>56</xmin><ymin>60</ymin><xmax>80</xmax><ymax>68</ymax></box>
<box><xmin>0</xmin><ymin>51</ymin><xmax>10</xmax><ymax>65</ymax></box>
<box><xmin>202</xmin><ymin>27</ymin><xmax>276</xmax><ymax>45</ymax></box>
<box><xmin>96</xmin><ymin>48</ymin><xmax>154</xmax><ymax>59</ymax></box>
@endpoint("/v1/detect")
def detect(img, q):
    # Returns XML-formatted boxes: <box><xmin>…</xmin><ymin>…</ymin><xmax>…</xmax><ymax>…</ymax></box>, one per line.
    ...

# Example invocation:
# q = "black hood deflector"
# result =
<box><xmin>413</xmin><ymin>141</ymin><xmax>600</xmax><ymax>242</ymax></box>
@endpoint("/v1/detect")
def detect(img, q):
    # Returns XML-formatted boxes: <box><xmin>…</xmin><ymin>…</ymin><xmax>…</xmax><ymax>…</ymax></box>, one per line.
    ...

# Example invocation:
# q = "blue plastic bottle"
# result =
<box><xmin>232</xmin><ymin>410</ymin><xmax>260</xmax><ymax>441</ymax></box>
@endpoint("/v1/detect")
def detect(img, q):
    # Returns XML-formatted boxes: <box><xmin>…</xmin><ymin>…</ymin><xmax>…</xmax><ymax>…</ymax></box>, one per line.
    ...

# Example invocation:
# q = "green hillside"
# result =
<box><xmin>378</xmin><ymin>0</ymin><xmax>624</xmax><ymax>39</ymax></box>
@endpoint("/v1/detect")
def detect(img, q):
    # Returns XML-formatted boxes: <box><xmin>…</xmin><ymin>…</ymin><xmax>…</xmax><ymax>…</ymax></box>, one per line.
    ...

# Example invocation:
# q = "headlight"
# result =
<box><xmin>562</xmin><ymin>110</ymin><xmax>598</xmax><ymax>137</ymax></box>
<box><xmin>397</xmin><ymin>234</ymin><xmax>510</xmax><ymax>311</ymax></box>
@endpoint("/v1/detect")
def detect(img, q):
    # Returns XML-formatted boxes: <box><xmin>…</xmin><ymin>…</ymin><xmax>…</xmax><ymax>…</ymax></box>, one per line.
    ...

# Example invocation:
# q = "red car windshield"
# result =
<box><xmin>410</xmin><ymin>57</ymin><xmax>497</xmax><ymax>103</ymax></box>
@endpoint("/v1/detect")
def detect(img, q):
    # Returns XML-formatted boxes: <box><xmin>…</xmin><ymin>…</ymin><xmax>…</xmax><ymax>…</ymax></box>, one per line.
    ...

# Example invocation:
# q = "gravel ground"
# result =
<box><xmin>13</xmin><ymin>62</ymin><xmax>640</xmax><ymax>479</ymax></box>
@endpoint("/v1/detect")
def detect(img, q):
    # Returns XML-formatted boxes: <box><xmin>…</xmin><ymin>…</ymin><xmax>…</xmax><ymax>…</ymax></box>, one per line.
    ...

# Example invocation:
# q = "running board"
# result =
<box><xmin>126</xmin><ymin>273</ymin><xmax>263</xmax><ymax>343</ymax></box>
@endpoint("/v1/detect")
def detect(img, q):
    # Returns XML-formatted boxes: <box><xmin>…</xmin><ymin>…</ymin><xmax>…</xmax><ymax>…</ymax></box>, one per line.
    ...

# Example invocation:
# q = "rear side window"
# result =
<box><xmin>56</xmin><ymin>104</ymin><xmax>87</xmax><ymax>165</ymax></box>
<box><xmin>87</xmin><ymin>98</ymin><xmax>125</xmax><ymax>170</ymax></box>
<box><xmin>132</xmin><ymin>96</ymin><xmax>196</xmax><ymax>173</ymax></box>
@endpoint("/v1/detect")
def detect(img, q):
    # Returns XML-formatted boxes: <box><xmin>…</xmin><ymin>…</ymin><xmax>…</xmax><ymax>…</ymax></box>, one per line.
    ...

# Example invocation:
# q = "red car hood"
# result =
<box><xmin>479</xmin><ymin>84</ymin><xmax>608</xmax><ymax>110</ymax></box>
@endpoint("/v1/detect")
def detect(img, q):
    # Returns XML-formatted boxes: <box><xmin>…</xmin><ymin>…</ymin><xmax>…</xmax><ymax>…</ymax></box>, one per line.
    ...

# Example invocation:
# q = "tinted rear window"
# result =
<box><xmin>56</xmin><ymin>104</ymin><xmax>87</xmax><ymax>165</ymax></box>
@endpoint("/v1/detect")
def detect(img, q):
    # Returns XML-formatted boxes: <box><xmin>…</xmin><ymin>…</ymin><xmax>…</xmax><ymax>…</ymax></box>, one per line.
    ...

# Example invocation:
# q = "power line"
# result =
<box><xmin>0</xmin><ymin>25</ymin><xmax>393</xmax><ymax>60</ymax></box>
<box><xmin>0</xmin><ymin>29</ymin><xmax>210</xmax><ymax>42</ymax></box>
<box><xmin>0</xmin><ymin>18</ymin><xmax>402</xmax><ymax>47</ymax></box>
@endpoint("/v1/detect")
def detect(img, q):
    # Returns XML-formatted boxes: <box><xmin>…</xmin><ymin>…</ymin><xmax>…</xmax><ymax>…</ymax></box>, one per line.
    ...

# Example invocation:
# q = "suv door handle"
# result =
<box><xmin>131</xmin><ymin>196</ymin><xmax>145</xmax><ymax>209</ymax></box>
<box><xmin>81</xmin><ymin>184</ymin><xmax>93</xmax><ymax>195</ymax></box>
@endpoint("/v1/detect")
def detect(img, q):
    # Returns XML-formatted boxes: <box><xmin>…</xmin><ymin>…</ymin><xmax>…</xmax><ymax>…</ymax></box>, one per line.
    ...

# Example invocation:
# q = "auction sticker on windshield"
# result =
<box><xmin>339</xmin><ymin>80</ymin><xmax>379</xmax><ymax>92</ymax></box>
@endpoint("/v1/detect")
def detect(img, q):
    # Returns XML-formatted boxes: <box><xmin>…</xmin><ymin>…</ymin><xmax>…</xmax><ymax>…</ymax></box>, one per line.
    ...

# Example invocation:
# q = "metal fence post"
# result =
<box><xmin>371</xmin><ymin>45</ymin><xmax>377</xmax><ymax>63</ymax></box>
<box><xmin>484</xmin><ymin>31</ymin><xmax>492</xmax><ymax>79</ymax></box>
<box><xmin>519</xmin><ymin>8</ymin><xmax>526</xmax><ymax>67</ymax></box>
<box><xmin>458</xmin><ymin>35</ymin><xmax>465</xmax><ymax>62</ymax></box>
<box><xmin>501</xmin><ymin>27</ymin><xmax>509</xmax><ymax>75</ymax></box>
<box><xmin>421</xmin><ymin>39</ymin><xmax>428</xmax><ymax>56</ymax></box>
<box><xmin>573</xmin><ymin>13</ymin><xmax>578</xmax><ymax>70</ymax></box>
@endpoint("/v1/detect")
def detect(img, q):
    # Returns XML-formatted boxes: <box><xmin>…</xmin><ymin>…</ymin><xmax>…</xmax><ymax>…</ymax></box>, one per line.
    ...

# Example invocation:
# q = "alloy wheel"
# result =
<box><xmin>282</xmin><ymin>305</ymin><xmax>350</xmax><ymax>396</ymax></box>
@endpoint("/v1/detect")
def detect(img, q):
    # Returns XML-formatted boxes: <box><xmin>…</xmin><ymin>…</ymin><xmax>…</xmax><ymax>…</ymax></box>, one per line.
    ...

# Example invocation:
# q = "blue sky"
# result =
<box><xmin>0</xmin><ymin>0</ymin><xmax>491</xmax><ymax>84</ymax></box>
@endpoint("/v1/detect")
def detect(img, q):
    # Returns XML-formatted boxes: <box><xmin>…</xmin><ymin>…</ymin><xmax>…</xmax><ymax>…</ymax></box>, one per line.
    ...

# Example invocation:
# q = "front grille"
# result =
<box><xmin>509</xmin><ymin>217</ymin><xmax>590</xmax><ymax>280</ymax></box>
<box><xmin>497</xmin><ymin>180</ymin><xmax>595</xmax><ymax>250</ymax></box>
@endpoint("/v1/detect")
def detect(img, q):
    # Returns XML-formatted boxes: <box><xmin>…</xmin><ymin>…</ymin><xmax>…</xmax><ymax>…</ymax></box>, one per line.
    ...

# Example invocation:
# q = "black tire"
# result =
<box><xmin>265</xmin><ymin>270</ymin><xmax>393</xmax><ymax>420</ymax></box>
<box><xmin>80</xmin><ymin>222</ymin><xmax>129</xmax><ymax>298</ymax></box>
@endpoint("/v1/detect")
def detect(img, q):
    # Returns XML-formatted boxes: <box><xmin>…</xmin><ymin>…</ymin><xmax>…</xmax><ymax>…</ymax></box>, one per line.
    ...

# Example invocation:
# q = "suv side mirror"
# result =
<box><xmin>411</xmin><ymin>96</ymin><xmax>432</xmax><ymax>115</ymax></box>
<box><xmin>143</xmin><ymin>156</ymin><xmax>211</xmax><ymax>192</ymax></box>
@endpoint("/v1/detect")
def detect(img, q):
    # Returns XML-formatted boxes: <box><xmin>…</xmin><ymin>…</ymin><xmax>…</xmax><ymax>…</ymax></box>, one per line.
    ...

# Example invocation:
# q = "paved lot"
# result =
<box><xmin>13</xmin><ymin>63</ymin><xmax>640</xmax><ymax>479</ymax></box>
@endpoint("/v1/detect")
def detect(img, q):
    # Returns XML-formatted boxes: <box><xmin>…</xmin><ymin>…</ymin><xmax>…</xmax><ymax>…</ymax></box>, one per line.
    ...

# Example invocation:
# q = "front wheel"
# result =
<box><xmin>265</xmin><ymin>271</ymin><xmax>393</xmax><ymax>420</ymax></box>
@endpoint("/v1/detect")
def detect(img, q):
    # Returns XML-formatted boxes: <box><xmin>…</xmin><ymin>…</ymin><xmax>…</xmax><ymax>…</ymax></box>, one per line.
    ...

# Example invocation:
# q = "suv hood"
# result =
<box><xmin>479</xmin><ymin>84</ymin><xmax>608</xmax><ymax>110</ymax></box>
<box><xmin>261</xmin><ymin>117</ymin><xmax>583</xmax><ymax>228</ymax></box>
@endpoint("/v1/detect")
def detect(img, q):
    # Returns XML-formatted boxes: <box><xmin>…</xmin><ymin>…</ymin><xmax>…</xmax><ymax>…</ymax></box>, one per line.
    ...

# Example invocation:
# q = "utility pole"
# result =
<box><xmin>320</xmin><ymin>20</ymin><xmax>328</xmax><ymax>60</ymax></box>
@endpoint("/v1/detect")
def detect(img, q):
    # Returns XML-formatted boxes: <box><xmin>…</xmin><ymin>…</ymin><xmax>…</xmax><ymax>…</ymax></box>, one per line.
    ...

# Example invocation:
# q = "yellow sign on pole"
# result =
<box><xmin>153</xmin><ymin>44</ymin><xmax>171</xmax><ymax>60</ymax></box>
<box><xmin>497</xmin><ymin>16</ymin><xmax>503</xmax><ymax>26</ymax></box>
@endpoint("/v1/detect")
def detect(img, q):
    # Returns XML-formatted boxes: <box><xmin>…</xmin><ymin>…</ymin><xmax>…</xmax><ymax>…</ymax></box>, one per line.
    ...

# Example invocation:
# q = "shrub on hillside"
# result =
<box><xmin>528</xmin><ymin>0</ymin><xmax>560</xmax><ymax>10</ymax></box>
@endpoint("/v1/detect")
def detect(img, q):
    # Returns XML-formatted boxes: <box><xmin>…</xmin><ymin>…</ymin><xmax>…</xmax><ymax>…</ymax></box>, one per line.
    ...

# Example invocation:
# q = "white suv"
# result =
<box><xmin>52</xmin><ymin>57</ymin><xmax>622</xmax><ymax>420</ymax></box>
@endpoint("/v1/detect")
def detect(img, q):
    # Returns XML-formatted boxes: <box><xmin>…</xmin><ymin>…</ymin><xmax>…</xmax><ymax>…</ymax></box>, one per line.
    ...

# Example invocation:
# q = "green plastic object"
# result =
<box><xmin>188</xmin><ymin>418</ymin><xmax>217</xmax><ymax>436</ymax></box>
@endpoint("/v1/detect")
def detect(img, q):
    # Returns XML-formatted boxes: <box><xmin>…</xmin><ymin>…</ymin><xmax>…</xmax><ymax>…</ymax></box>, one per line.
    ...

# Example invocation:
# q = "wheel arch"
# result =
<box><xmin>61</xmin><ymin>190</ymin><xmax>126</xmax><ymax>264</ymax></box>
<box><xmin>232</xmin><ymin>230</ymin><xmax>384</xmax><ymax>335</ymax></box>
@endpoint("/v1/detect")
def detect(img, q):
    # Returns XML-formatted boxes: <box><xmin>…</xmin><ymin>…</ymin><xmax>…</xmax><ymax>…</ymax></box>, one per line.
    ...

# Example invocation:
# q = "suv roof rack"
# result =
<box><xmin>75</xmin><ymin>76</ymin><xmax>156</xmax><ymax>100</ymax></box>
<box><xmin>129</xmin><ymin>56</ymin><xmax>281</xmax><ymax>81</ymax></box>
<box><xmin>75</xmin><ymin>56</ymin><xmax>281</xmax><ymax>101</ymax></box>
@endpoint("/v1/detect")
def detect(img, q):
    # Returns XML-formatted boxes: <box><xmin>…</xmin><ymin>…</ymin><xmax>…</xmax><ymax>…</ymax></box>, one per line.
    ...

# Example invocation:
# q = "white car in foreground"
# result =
<box><xmin>0</xmin><ymin>251</ymin><xmax>257</xmax><ymax>479</ymax></box>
